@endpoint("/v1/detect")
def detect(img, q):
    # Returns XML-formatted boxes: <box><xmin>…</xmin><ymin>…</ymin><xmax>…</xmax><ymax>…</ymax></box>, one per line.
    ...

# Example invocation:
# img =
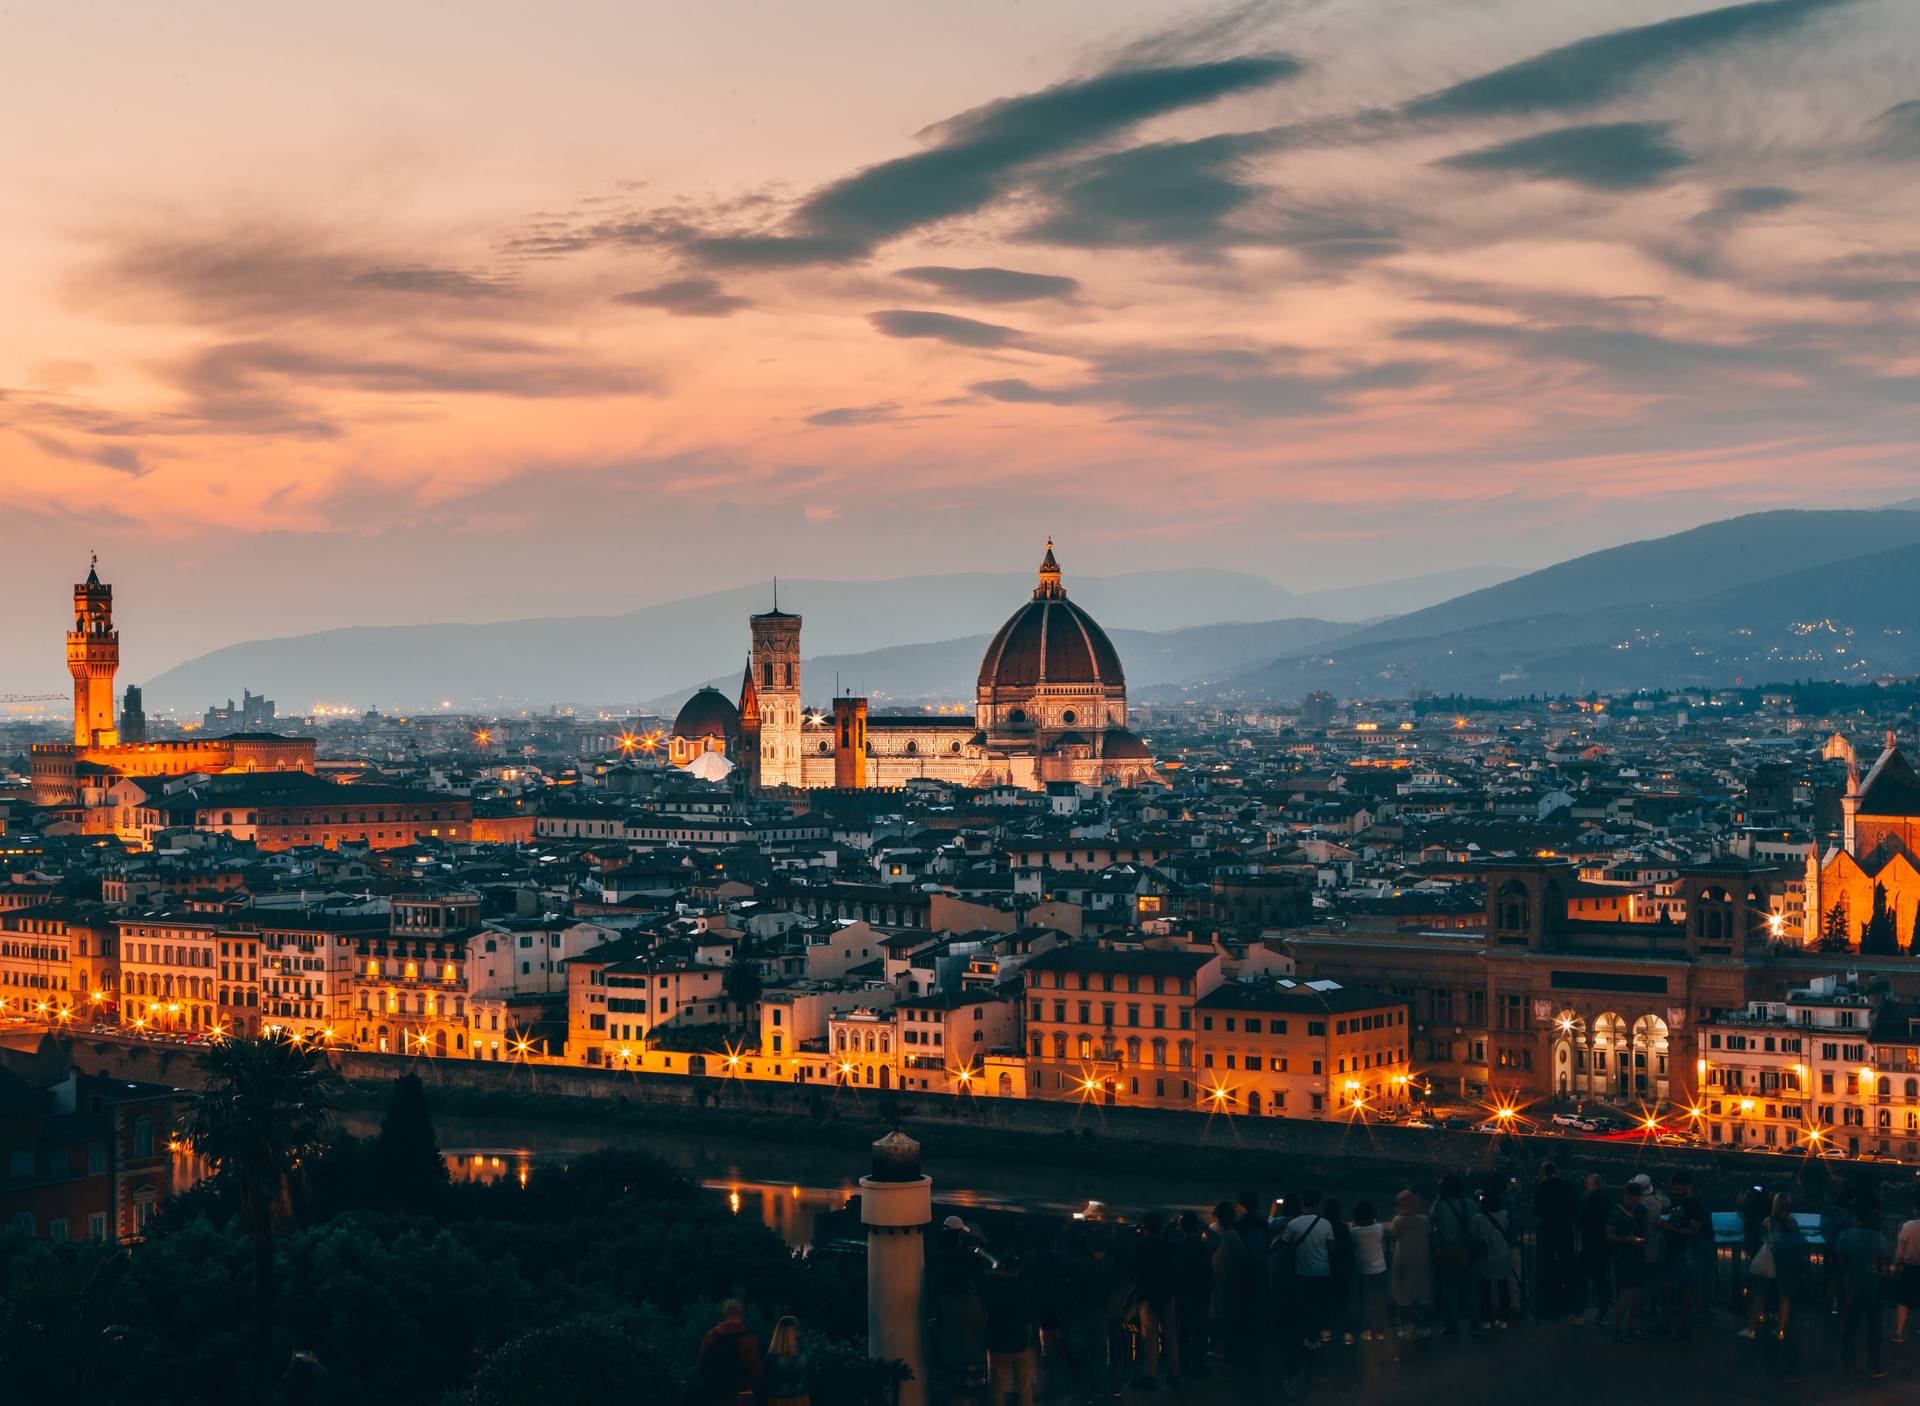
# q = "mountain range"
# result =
<box><xmin>143</xmin><ymin>563</ymin><xmax>1503</xmax><ymax>711</ymax></box>
<box><xmin>142</xmin><ymin>508</ymin><xmax>1918</xmax><ymax>710</ymax></box>
<box><xmin>1217</xmin><ymin>510</ymin><xmax>1920</xmax><ymax>699</ymax></box>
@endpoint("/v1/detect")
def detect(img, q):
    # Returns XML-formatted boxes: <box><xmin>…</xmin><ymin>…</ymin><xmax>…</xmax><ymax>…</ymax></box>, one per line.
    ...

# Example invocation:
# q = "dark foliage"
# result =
<box><xmin>0</xmin><ymin>1068</ymin><xmax>879</xmax><ymax>1406</ymax></box>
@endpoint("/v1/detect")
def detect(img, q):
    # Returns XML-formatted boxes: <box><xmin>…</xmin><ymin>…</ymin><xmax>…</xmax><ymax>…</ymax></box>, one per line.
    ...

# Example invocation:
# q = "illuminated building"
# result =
<box><xmin>257</xmin><ymin>911</ymin><xmax>387</xmax><ymax>1042</ymax></box>
<box><xmin>737</xmin><ymin>542</ymin><xmax>1157</xmax><ymax>794</ymax></box>
<box><xmin>1804</xmin><ymin>732</ymin><xmax>1920</xmax><ymax>948</ymax></box>
<box><xmin>1290</xmin><ymin>858</ymin><xmax>1789</xmax><ymax>1104</ymax></box>
<box><xmin>566</xmin><ymin>934</ymin><xmax>728</xmax><ymax>1068</ymax></box>
<box><xmin>351</xmin><ymin>895</ymin><xmax>479</xmax><ymax>1056</ymax></box>
<box><xmin>1697</xmin><ymin>975</ymin><xmax>1920</xmax><ymax>1161</ymax></box>
<box><xmin>0</xmin><ymin>906</ymin><xmax>80</xmax><ymax>1020</ymax></box>
<box><xmin>1193</xmin><ymin>983</ymin><xmax>1412</xmax><ymax>1119</ymax></box>
<box><xmin>667</xmin><ymin>686</ymin><xmax>741</xmax><ymax>773</ymax></box>
<box><xmin>30</xmin><ymin>562</ymin><xmax>317</xmax><ymax>806</ymax></box>
<box><xmin>1021</xmin><ymin>945</ymin><xmax>1220</xmax><ymax>1107</ymax></box>
<box><xmin>114</xmin><ymin>909</ymin><xmax>230</xmax><ymax>1034</ymax></box>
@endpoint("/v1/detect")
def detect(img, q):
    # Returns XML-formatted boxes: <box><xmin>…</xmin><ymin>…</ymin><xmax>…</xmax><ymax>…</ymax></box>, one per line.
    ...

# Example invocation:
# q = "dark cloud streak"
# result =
<box><xmin>1438</xmin><ymin>121</ymin><xmax>1691</xmax><ymax>189</ymax></box>
<box><xmin>894</xmin><ymin>266</ymin><xmax>1079</xmax><ymax>302</ymax></box>
<box><xmin>611</xmin><ymin>277</ymin><xmax>750</xmax><ymax>317</ymax></box>
<box><xmin>868</xmin><ymin>310</ymin><xmax>1023</xmax><ymax>347</ymax></box>
<box><xmin>1404</xmin><ymin>0</ymin><xmax>1856</xmax><ymax>120</ymax></box>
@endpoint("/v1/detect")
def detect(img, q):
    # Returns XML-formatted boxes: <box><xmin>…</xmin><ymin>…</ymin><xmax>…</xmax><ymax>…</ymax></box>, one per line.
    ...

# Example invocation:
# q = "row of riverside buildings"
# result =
<box><xmin>9</xmin><ymin>853</ymin><xmax>1920</xmax><ymax>1163</ymax></box>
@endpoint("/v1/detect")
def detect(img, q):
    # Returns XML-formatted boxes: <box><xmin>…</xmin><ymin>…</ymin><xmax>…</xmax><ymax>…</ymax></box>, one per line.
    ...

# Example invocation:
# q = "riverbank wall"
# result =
<box><xmin>1</xmin><ymin>1031</ymin><xmax>1867</xmax><ymax>1206</ymax></box>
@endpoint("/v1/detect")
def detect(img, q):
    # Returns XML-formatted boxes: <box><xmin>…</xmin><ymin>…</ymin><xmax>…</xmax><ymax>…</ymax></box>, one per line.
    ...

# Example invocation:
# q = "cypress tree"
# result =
<box><xmin>1860</xmin><ymin>883</ymin><xmax>1899</xmax><ymax>956</ymax></box>
<box><xmin>369</xmin><ymin>1072</ymin><xmax>449</xmax><ymax>1213</ymax></box>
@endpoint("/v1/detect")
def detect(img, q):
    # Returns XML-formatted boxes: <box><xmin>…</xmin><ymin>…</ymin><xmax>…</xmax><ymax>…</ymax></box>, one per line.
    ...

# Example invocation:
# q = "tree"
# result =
<box><xmin>186</xmin><ymin>1033</ymin><xmax>337</xmax><ymax>1385</ymax></box>
<box><xmin>722</xmin><ymin>953</ymin><xmax>762</xmax><ymax>1010</ymax></box>
<box><xmin>368</xmin><ymin>1073</ymin><xmax>449</xmax><ymax>1214</ymax></box>
<box><xmin>1860</xmin><ymin>883</ymin><xmax>1899</xmax><ymax>956</ymax></box>
<box><xmin>1820</xmin><ymin>898</ymin><xmax>1851</xmax><ymax>951</ymax></box>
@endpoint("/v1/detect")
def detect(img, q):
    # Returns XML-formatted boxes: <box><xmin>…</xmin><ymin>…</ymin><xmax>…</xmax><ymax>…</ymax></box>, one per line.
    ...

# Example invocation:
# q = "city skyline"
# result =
<box><xmin>4</xmin><ymin>0</ymin><xmax>1919</xmax><ymax>670</ymax></box>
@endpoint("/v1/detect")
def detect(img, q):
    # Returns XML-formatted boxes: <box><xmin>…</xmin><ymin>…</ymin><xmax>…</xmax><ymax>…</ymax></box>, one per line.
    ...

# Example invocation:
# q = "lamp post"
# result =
<box><xmin>860</xmin><ymin>1130</ymin><xmax>930</xmax><ymax>1406</ymax></box>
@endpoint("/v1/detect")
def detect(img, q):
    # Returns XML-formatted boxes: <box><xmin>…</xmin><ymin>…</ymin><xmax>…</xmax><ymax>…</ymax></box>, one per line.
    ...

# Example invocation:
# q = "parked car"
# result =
<box><xmin>1551</xmin><ymin>1113</ymin><xmax>1599</xmax><ymax>1133</ymax></box>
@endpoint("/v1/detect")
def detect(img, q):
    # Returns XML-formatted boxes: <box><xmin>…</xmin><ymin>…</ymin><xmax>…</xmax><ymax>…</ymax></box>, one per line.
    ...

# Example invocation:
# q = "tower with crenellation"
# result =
<box><xmin>67</xmin><ymin>557</ymin><xmax>120</xmax><ymax>747</ymax></box>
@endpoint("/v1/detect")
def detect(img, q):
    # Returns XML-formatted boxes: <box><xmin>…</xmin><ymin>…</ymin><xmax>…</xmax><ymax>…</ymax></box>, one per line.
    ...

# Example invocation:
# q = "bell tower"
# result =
<box><xmin>67</xmin><ymin>555</ymin><xmax>120</xmax><ymax>748</ymax></box>
<box><xmin>749</xmin><ymin>584</ymin><xmax>803</xmax><ymax>790</ymax></box>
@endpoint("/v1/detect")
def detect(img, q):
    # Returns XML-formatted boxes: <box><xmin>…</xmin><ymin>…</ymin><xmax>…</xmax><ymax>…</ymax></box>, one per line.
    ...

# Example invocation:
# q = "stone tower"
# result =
<box><xmin>67</xmin><ymin>558</ymin><xmax>119</xmax><ymax>748</ymax></box>
<box><xmin>833</xmin><ymin>695</ymin><xmax>869</xmax><ymax>789</ymax></box>
<box><xmin>119</xmin><ymin>684</ymin><xmax>147</xmax><ymax>744</ymax></box>
<box><xmin>749</xmin><ymin>590</ymin><xmax>803</xmax><ymax>790</ymax></box>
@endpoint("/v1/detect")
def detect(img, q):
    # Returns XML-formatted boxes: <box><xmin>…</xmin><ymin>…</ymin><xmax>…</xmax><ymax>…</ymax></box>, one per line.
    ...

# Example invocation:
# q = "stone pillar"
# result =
<box><xmin>860</xmin><ymin>1130</ymin><xmax>930</xmax><ymax>1406</ymax></box>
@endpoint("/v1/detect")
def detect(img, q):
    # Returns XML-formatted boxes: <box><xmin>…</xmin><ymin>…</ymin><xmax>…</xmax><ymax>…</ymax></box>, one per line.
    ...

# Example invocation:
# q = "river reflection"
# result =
<box><xmin>340</xmin><ymin>1108</ymin><xmax>1237</xmax><ymax>1250</ymax></box>
<box><xmin>434</xmin><ymin>1143</ymin><xmax>855</xmax><ymax>1247</ymax></box>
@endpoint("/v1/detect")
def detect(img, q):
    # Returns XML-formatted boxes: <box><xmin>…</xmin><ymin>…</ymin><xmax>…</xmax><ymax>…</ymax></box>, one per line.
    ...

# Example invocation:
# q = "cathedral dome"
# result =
<box><xmin>672</xmin><ymin>687</ymin><xmax>739</xmax><ymax>741</ymax></box>
<box><xmin>976</xmin><ymin>541</ymin><xmax>1124</xmax><ymax>692</ymax></box>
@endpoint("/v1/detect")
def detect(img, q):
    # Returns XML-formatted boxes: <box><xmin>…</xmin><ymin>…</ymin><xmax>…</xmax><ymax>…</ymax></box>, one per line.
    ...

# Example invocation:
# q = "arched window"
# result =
<box><xmin>1126</xmin><ymin>1036</ymin><xmax>1142</xmax><ymax>1064</ymax></box>
<box><xmin>1152</xmin><ymin>1038</ymin><xmax>1167</xmax><ymax>1066</ymax></box>
<box><xmin>1177</xmin><ymin>1040</ymin><xmax>1193</xmax><ymax>1067</ymax></box>
<box><xmin>904</xmin><ymin>740</ymin><xmax>917</xmax><ymax>755</ymax></box>
<box><xmin>1031</xmin><ymin>1035</ymin><xmax>1043</xmax><ymax>1057</ymax></box>
<box><xmin>1062</xmin><ymin>709</ymin><xmax>1076</xmax><ymax>725</ymax></box>
<box><xmin>1495</xmin><ymin>880</ymin><xmax>1528</xmax><ymax>932</ymax></box>
<box><xmin>1077</xmin><ymin>1033</ymin><xmax>1092</xmax><ymax>1060</ymax></box>
<box><xmin>1906</xmin><ymin>1078</ymin><xmax>1918</xmax><ymax>1099</ymax></box>
<box><xmin>1051</xmin><ymin>1032</ymin><xmax>1067</xmax><ymax>1059</ymax></box>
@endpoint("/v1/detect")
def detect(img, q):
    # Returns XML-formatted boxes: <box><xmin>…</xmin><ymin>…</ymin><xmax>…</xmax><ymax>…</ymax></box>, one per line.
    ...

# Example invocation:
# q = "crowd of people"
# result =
<box><xmin>917</xmin><ymin>1162</ymin><xmax>1920</xmax><ymax>1403</ymax></box>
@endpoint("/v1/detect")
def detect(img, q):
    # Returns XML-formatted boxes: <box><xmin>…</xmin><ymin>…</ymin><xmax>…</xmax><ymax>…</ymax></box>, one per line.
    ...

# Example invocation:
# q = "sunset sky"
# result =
<box><xmin>4</xmin><ymin>0</ymin><xmax>1918</xmax><ymax>681</ymax></box>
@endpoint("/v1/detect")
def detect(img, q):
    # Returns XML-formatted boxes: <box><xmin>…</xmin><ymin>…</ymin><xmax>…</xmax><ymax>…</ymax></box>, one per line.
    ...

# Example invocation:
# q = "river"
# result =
<box><xmin>338</xmin><ymin>1108</ymin><xmax>1234</xmax><ymax>1247</ymax></box>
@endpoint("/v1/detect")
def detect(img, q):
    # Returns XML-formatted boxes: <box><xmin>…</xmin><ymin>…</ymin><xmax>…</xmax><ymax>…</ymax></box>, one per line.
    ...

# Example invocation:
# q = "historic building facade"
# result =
<box><xmin>1290</xmin><ymin>858</ymin><xmax>1796</xmax><ymax>1108</ymax></box>
<box><xmin>30</xmin><ymin>563</ymin><xmax>316</xmax><ymax>806</ymax></box>
<box><xmin>1804</xmin><ymin>733</ymin><xmax>1920</xmax><ymax>950</ymax></box>
<box><xmin>729</xmin><ymin>543</ymin><xmax>1157</xmax><ymax>794</ymax></box>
